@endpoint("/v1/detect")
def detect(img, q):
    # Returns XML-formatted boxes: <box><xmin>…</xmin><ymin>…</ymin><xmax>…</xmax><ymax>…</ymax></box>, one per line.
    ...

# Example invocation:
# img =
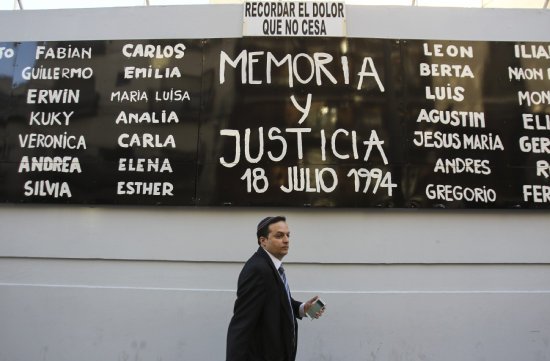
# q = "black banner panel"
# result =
<box><xmin>197</xmin><ymin>38</ymin><xmax>404</xmax><ymax>207</ymax></box>
<box><xmin>1</xmin><ymin>40</ymin><xmax>202</xmax><ymax>205</ymax></box>
<box><xmin>0</xmin><ymin>38</ymin><xmax>548</xmax><ymax>208</ymax></box>
<box><xmin>402</xmin><ymin>40</ymin><xmax>550</xmax><ymax>209</ymax></box>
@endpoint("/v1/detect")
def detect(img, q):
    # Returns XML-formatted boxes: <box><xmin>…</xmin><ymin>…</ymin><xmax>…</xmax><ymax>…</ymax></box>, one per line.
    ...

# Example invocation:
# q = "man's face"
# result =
<box><xmin>260</xmin><ymin>221</ymin><xmax>290</xmax><ymax>260</ymax></box>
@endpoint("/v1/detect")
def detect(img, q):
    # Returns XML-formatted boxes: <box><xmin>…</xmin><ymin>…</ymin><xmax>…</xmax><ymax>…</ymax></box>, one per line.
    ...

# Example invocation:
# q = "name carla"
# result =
<box><xmin>118</xmin><ymin>133</ymin><xmax>176</xmax><ymax>148</ymax></box>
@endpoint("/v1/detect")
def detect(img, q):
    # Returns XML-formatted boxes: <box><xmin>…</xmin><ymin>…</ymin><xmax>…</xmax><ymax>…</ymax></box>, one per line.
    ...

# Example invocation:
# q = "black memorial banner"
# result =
<box><xmin>1</xmin><ymin>40</ymin><xmax>202</xmax><ymax>205</ymax></box>
<box><xmin>198</xmin><ymin>38</ymin><xmax>404</xmax><ymax>207</ymax></box>
<box><xmin>0</xmin><ymin>38</ymin><xmax>548</xmax><ymax>208</ymax></box>
<box><xmin>402</xmin><ymin>40</ymin><xmax>550</xmax><ymax>208</ymax></box>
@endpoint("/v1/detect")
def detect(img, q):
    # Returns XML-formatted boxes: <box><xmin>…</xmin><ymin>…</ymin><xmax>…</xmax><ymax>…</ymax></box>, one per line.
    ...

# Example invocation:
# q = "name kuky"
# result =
<box><xmin>219</xmin><ymin>50</ymin><xmax>385</xmax><ymax>91</ymax></box>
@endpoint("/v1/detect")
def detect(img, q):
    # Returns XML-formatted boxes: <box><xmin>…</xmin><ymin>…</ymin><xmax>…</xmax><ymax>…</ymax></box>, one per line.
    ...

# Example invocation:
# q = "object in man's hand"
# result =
<box><xmin>306</xmin><ymin>298</ymin><xmax>326</xmax><ymax>319</ymax></box>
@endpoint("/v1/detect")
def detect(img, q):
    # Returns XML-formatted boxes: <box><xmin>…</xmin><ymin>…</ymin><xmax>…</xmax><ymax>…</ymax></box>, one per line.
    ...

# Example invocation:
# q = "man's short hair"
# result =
<box><xmin>256</xmin><ymin>216</ymin><xmax>286</xmax><ymax>245</ymax></box>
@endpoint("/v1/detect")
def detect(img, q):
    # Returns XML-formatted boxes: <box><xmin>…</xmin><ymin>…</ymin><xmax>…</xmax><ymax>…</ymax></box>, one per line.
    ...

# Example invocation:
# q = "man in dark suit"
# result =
<box><xmin>227</xmin><ymin>216</ymin><xmax>325</xmax><ymax>361</ymax></box>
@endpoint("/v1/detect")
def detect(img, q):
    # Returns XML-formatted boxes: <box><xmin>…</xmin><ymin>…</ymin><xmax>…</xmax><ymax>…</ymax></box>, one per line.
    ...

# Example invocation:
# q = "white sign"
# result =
<box><xmin>243</xmin><ymin>1</ymin><xmax>346</xmax><ymax>37</ymax></box>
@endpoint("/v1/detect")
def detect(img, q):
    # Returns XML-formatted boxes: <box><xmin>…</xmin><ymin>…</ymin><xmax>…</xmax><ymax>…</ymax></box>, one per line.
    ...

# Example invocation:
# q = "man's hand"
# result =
<box><xmin>304</xmin><ymin>296</ymin><xmax>326</xmax><ymax>319</ymax></box>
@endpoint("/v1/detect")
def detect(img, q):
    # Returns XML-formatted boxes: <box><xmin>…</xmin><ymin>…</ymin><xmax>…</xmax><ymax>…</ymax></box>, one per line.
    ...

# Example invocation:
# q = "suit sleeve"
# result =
<box><xmin>226</xmin><ymin>264</ymin><xmax>266</xmax><ymax>361</ymax></box>
<box><xmin>291</xmin><ymin>298</ymin><xmax>303</xmax><ymax>320</ymax></box>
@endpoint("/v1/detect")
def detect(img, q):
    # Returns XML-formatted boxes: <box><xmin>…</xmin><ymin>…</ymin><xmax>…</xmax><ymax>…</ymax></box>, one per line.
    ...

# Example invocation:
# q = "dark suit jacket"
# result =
<box><xmin>227</xmin><ymin>247</ymin><xmax>302</xmax><ymax>361</ymax></box>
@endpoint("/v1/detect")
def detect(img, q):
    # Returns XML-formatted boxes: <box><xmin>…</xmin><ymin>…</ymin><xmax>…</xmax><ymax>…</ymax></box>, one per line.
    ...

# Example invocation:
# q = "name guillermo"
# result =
<box><xmin>22</xmin><ymin>66</ymin><xmax>93</xmax><ymax>80</ymax></box>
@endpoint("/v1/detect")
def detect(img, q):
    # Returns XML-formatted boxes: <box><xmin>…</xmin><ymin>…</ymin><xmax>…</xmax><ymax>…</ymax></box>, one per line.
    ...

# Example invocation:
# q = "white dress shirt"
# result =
<box><xmin>262</xmin><ymin>247</ymin><xmax>306</xmax><ymax>317</ymax></box>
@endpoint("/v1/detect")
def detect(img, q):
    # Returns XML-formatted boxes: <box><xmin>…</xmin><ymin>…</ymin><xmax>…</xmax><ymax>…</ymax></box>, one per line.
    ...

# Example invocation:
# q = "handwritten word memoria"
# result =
<box><xmin>219</xmin><ymin>50</ymin><xmax>384</xmax><ymax>91</ymax></box>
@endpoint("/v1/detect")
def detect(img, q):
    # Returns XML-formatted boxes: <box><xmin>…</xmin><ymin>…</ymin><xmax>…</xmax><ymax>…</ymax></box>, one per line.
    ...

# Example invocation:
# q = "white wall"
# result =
<box><xmin>0</xmin><ymin>5</ymin><xmax>549</xmax><ymax>361</ymax></box>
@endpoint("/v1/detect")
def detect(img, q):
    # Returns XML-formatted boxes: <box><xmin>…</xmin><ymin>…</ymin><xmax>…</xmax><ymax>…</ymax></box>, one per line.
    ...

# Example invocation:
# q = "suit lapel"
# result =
<box><xmin>257</xmin><ymin>247</ymin><xmax>294</xmax><ymax>324</ymax></box>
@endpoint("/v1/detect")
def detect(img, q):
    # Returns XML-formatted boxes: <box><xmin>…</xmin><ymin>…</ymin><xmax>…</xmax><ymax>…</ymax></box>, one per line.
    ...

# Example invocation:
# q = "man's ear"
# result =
<box><xmin>259</xmin><ymin>237</ymin><xmax>266</xmax><ymax>247</ymax></box>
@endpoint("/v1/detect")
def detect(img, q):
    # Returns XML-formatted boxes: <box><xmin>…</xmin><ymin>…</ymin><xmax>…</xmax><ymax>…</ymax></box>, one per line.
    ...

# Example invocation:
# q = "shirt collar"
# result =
<box><xmin>262</xmin><ymin>247</ymin><xmax>283</xmax><ymax>270</ymax></box>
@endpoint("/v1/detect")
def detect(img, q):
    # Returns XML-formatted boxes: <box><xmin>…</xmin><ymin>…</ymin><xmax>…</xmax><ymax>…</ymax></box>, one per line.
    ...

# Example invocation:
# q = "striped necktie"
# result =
<box><xmin>278</xmin><ymin>265</ymin><xmax>296</xmax><ymax>344</ymax></box>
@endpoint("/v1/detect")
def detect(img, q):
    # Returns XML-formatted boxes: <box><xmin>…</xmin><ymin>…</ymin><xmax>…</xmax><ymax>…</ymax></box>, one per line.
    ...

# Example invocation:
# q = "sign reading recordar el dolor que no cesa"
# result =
<box><xmin>243</xmin><ymin>1</ymin><xmax>346</xmax><ymax>37</ymax></box>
